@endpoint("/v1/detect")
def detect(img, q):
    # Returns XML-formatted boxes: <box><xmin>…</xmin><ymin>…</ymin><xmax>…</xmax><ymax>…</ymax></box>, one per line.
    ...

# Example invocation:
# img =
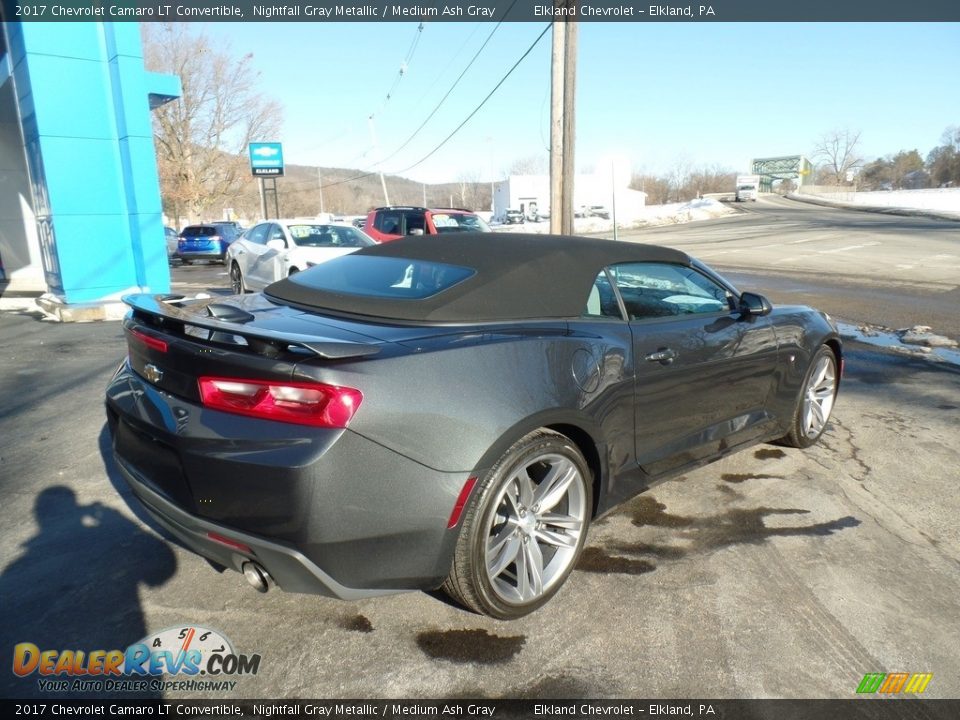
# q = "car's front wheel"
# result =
<box><xmin>443</xmin><ymin>429</ymin><xmax>592</xmax><ymax>619</ymax></box>
<box><xmin>780</xmin><ymin>345</ymin><xmax>838</xmax><ymax>448</ymax></box>
<box><xmin>230</xmin><ymin>263</ymin><xmax>245</xmax><ymax>294</ymax></box>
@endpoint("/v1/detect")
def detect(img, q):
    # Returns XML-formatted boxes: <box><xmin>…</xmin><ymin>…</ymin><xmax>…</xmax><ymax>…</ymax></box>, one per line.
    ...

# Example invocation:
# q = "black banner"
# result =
<box><xmin>3</xmin><ymin>699</ymin><xmax>960</xmax><ymax>720</ymax></box>
<box><xmin>3</xmin><ymin>0</ymin><xmax>960</xmax><ymax>23</ymax></box>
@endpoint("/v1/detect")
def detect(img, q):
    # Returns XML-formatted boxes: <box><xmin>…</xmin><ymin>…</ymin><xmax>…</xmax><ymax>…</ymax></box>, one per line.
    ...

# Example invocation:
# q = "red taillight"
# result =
<box><xmin>447</xmin><ymin>477</ymin><xmax>477</xmax><ymax>529</ymax></box>
<box><xmin>197</xmin><ymin>377</ymin><xmax>362</xmax><ymax>428</ymax></box>
<box><xmin>207</xmin><ymin>532</ymin><xmax>251</xmax><ymax>554</ymax></box>
<box><xmin>130</xmin><ymin>327</ymin><xmax>168</xmax><ymax>353</ymax></box>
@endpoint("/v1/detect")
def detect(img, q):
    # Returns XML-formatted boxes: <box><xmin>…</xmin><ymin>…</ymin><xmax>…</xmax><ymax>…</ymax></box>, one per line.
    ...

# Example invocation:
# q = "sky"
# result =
<box><xmin>203</xmin><ymin>21</ymin><xmax>960</xmax><ymax>184</ymax></box>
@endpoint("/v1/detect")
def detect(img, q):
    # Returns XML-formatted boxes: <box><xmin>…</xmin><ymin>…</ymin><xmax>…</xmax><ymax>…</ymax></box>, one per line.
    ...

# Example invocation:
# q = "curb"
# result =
<box><xmin>34</xmin><ymin>294</ymin><xmax>127</xmax><ymax>322</ymax></box>
<box><xmin>785</xmin><ymin>193</ymin><xmax>960</xmax><ymax>222</ymax></box>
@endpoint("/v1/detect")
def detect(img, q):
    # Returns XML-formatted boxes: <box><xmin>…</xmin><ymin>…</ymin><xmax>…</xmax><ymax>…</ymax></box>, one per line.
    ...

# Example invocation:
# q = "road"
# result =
<box><xmin>620</xmin><ymin>195</ymin><xmax>960</xmax><ymax>340</ymax></box>
<box><xmin>1</xmin><ymin>200</ymin><xmax>959</xmax><ymax>702</ymax></box>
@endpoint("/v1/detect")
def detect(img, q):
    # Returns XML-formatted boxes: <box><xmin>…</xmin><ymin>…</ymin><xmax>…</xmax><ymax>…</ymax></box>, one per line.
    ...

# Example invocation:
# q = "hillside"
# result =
<box><xmin>216</xmin><ymin>163</ymin><xmax>492</xmax><ymax>222</ymax></box>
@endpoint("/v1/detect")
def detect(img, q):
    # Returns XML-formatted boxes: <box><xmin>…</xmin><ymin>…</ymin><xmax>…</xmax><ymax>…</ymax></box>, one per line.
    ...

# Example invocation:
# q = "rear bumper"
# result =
<box><xmin>114</xmin><ymin>454</ymin><xmax>397</xmax><ymax>599</ymax></box>
<box><xmin>105</xmin><ymin>363</ymin><xmax>469</xmax><ymax>596</ymax></box>
<box><xmin>178</xmin><ymin>248</ymin><xmax>224</xmax><ymax>261</ymax></box>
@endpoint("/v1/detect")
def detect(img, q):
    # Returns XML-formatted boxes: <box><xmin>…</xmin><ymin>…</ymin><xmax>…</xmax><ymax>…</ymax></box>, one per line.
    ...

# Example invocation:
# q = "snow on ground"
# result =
<box><xmin>489</xmin><ymin>197</ymin><xmax>736</xmax><ymax>234</ymax></box>
<box><xmin>838</xmin><ymin>321</ymin><xmax>960</xmax><ymax>367</ymax></box>
<box><xmin>795</xmin><ymin>187</ymin><xmax>960</xmax><ymax>215</ymax></box>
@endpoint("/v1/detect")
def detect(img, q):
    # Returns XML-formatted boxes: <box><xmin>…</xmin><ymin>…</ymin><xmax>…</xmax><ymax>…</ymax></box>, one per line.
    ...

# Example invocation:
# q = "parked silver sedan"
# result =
<box><xmin>225</xmin><ymin>220</ymin><xmax>374</xmax><ymax>293</ymax></box>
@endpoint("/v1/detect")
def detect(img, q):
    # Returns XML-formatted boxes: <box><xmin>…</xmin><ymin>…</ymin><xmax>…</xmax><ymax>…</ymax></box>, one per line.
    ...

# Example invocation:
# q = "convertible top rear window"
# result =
<box><xmin>284</xmin><ymin>255</ymin><xmax>475</xmax><ymax>300</ymax></box>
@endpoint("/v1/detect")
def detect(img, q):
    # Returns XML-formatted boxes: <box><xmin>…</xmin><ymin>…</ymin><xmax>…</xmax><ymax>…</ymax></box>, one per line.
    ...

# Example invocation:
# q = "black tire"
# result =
<box><xmin>443</xmin><ymin>429</ymin><xmax>592</xmax><ymax>620</ymax></box>
<box><xmin>230</xmin><ymin>263</ymin><xmax>245</xmax><ymax>294</ymax></box>
<box><xmin>779</xmin><ymin>345</ymin><xmax>839</xmax><ymax>449</ymax></box>
<box><xmin>287</xmin><ymin>267</ymin><xmax>300</xmax><ymax>277</ymax></box>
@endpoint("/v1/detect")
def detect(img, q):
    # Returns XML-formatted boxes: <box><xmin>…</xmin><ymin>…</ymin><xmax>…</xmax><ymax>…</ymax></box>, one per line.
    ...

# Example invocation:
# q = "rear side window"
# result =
<box><xmin>244</xmin><ymin>224</ymin><xmax>269</xmax><ymax>245</ymax></box>
<box><xmin>583</xmin><ymin>270</ymin><xmax>623</xmax><ymax>319</ymax></box>
<box><xmin>288</xmin><ymin>225</ymin><xmax>373</xmax><ymax>248</ymax></box>
<box><xmin>287</xmin><ymin>255</ymin><xmax>474</xmax><ymax>300</ymax></box>
<box><xmin>431</xmin><ymin>213</ymin><xmax>490</xmax><ymax>233</ymax></box>
<box><xmin>181</xmin><ymin>225</ymin><xmax>217</xmax><ymax>236</ymax></box>
<box><xmin>374</xmin><ymin>210</ymin><xmax>403</xmax><ymax>235</ymax></box>
<box><xmin>402</xmin><ymin>211</ymin><xmax>426</xmax><ymax>235</ymax></box>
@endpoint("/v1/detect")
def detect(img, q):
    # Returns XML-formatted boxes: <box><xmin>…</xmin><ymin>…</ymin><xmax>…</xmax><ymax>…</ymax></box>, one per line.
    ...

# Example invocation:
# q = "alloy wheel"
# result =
<box><xmin>802</xmin><ymin>354</ymin><xmax>837</xmax><ymax>439</ymax></box>
<box><xmin>483</xmin><ymin>453</ymin><xmax>587</xmax><ymax>604</ymax></box>
<box><xmin>230</xmin><ymin>264</ymin><xmax>243</xmax><ymax>294</ymax></box>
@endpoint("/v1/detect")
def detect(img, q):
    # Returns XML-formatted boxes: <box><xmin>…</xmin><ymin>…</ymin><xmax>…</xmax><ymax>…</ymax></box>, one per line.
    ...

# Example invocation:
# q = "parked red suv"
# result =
<box><xmin>364</xmin><ymin>206</ymin><xmax>491</xmax><ymax>243</ymax></box>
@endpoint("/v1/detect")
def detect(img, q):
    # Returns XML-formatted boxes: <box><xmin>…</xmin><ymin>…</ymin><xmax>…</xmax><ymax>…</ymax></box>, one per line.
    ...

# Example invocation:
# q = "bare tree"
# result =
<box><xmin>813</xmin><ymin>128</ymin><xmax>863</xmax><ymax>186</ymax></box>
<box><xmin>666</xmin><ymin>156</ymin><xmax>693</xmax><ymax>203</ymax></box>
<box><xmin>506</xmin><ymin>154</ymin><xmax>549</xmax><ymax>176</ymax></box>
<box><xmin>142</xmin><ymin>23</ymin><xmax>283</xmax><ymax>225</ymax></box>
<box><xmin>457</xmin><ymin>170</ymin><xmax>484</xmax><ymax>209</ymax></box>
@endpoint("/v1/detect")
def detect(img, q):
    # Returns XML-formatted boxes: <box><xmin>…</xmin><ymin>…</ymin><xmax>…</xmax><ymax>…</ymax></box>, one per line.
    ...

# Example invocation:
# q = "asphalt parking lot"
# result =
<box><xmin>1</xmin><ymin>254</ymin><xmax>958</xmax><ymax>700</ymax></box>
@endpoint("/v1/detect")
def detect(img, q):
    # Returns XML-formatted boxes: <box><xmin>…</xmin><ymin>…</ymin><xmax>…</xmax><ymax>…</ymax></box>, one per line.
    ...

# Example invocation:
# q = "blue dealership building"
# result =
<box><xmin>0</xmin><ymin>20</ymin><xmax>179</xmax><ymax>315</ymax></box>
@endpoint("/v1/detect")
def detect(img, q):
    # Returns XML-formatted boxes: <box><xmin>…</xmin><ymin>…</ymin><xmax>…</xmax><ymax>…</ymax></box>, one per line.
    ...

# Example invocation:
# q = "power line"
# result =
<box><xmin>376</xmin><ymin>0</ymin><xmax>519</xmax><ymax>166</ymax></box>
<box><xmin>410</xmin><ymin>23</ymin><xmax>482</xmax><ymax>108</ymax></box>
<box><xmin>300</xmin><ymin>22</ymin><xmax>425</xmax><ymax>155</ymax></box>
<box><xmin>315</xmin><ymin>23</ymin><xmax>551</xmax><ymax>191</ymax></box>
<box><xmin>371</xmin><ymin>22</ymin><xmax>425</xmax><ymax>120</ymax></box>
<box><xmin>392</xmin><ymin>22</ymin><xmax>551</xmax><ymax>175</ymax></box>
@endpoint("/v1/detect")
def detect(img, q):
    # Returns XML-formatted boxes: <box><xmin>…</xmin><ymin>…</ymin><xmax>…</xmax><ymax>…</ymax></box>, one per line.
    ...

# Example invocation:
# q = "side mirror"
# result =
<box><xmin>266</xmin><ymin>238</ymin><xmax>286</xmax><ymax>251</ymax></box>
<box><xmin>739</xmin><ymin>291</ymin><xmax>772</xmax><ymax>317</ymax></box>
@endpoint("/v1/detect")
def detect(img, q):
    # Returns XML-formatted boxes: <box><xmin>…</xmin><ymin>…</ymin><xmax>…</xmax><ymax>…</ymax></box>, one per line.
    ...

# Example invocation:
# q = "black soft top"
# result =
<box><xmin>264</xmin><ymin>233</ymin><xmax>691</xmax><ymax>323</ymax></box>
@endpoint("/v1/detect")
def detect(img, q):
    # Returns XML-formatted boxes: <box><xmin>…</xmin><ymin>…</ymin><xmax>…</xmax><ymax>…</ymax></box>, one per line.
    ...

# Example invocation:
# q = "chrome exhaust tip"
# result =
<box><xmin>241</xmin><ymin>561</ymin><xmax>272</xmax><ymax>593</ymax></box>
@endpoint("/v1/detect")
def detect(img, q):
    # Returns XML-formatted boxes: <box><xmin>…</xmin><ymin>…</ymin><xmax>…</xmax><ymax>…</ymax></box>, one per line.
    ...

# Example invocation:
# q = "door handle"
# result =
<box><xmin>645</xmin><ymin>348</ymin><xmax>676</xmax><ymax>365</ymax></box>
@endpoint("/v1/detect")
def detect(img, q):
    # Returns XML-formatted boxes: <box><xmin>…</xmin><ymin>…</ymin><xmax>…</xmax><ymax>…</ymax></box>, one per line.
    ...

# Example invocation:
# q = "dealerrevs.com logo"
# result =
<box><xmin>13</xmin><ymin>625</ymin><xmax>261</xmax><ymax>693</ymax></box>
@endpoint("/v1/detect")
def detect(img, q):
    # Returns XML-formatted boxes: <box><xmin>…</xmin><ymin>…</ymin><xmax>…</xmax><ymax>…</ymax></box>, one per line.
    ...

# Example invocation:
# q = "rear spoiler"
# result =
<box><xmin>122</xmin><ymin>293</ymin><xmax>381</xmax><ymax>360</ymax></box>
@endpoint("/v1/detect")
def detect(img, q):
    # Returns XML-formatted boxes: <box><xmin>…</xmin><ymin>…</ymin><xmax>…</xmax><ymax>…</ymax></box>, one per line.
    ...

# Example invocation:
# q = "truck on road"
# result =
<box><xmin>735</xmin><ymin>174</ymin><xmax>760</xmax><ymax>202</ymax></box>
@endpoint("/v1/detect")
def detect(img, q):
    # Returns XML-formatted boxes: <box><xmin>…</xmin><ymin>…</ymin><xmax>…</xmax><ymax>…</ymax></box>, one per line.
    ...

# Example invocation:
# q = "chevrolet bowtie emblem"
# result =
<box><xmin>143</xmin><ymin>363</ymin><xmax>163</xmax><ymax>384</ymax></box>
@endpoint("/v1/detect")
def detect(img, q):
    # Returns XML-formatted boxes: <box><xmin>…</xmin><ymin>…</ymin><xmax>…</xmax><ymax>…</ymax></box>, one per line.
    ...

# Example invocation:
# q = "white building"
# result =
<box><xmin>492</xmin><ymin>173</ymin><xmax>646</xmax><ymax>222</ymax></box>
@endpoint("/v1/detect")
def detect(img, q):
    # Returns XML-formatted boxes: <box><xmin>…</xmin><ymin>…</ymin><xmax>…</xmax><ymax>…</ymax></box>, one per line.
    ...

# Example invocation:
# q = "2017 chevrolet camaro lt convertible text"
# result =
<box><xmin>106</xmin><ymin>234</ymin><xmax>841</xmax><ymax>619</ymax></box>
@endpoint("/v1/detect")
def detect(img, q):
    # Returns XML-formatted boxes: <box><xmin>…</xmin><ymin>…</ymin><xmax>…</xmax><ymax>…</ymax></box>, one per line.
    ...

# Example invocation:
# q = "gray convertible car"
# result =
<box><xmin>106</xmin><ymin>233</ymin><xmax>841</xmax><ymax>619</ymax></box>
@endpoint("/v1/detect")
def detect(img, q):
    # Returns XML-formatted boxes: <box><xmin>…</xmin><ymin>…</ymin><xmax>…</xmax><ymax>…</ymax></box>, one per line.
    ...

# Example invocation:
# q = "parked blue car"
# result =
<box><xmin>178</xmin><ymin>223</ymin><xmax>240</xmax><ymax>264</ymax></box>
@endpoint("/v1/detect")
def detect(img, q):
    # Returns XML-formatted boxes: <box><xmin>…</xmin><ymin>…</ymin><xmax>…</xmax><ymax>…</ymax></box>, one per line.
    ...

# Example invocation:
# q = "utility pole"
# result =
<box><xmin>317</xmin><ymin>167</ymin><xmax>325</xmax><ymax>214</ymax></box>
<box><xmin>368</xmin><ymin>116</ymin><xmax>390</xmax><ymax>206</ymax></box>
<box><xmin>611</xmin><ymin>160</ymin><xmax>618</xmax><ymax>242</ymax></box>
<box><xmin>550</xmin><ymin>12</ymin><xmax>577</xmax><ymax>235</ymax></box>
<box><xmin>561</xmin><ymin>19</ymin><xmax>577</xmax><ymax>235</ymax></box>
<box><xmin>549</xmin><ymin>21</ymin><xmax>565</xmax><ymax>235</ymax></box>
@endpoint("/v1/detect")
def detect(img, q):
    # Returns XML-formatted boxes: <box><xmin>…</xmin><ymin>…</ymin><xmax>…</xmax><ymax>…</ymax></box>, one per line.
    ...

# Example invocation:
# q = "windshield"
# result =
<box><xmin>431</xmin><ymin>213</ymin><xmax>491</xmax><ymax>233</ymax></box>
<box><xmin>287</xmin><ymin>224</ymin><xmax>374</xmax><ymax>248</ymax></box>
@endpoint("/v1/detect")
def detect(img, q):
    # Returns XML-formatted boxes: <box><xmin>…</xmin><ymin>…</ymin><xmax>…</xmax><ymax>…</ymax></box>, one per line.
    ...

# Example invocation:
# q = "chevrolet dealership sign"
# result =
<box><xmin>249</xmin><ymin>142</ymin><xmax>284</xmax><ymax>177</ymax></box>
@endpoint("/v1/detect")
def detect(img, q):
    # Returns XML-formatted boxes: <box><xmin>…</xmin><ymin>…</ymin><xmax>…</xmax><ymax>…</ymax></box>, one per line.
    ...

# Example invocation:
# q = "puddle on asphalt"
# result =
<box><xmin>337</xmin><ymin>614</ymin><xmax>373</xmax><ymax>633</ymax></box>
<box><xmin>416</xmin><ymin>629</ymin><xmax>525</xmax><ymax>664</ymax></box>
<box><xmin>754</xmin><ymin>448</ymin><xmax>787</xmax><ymax>460</ymax></box>
<box><xmin>582</xmin><ymin>496</ymin><xmax>861</xmax><ymax>575</ymax></box>
<box><xmin>721</xmin><ymin>472</ymin><xmax>785</xmax><ymax>484</ymax></box>
<box><xmin>576</xmin><ymin>547</ymin><xmax>655</xmax><ymax>575</ymax></box>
